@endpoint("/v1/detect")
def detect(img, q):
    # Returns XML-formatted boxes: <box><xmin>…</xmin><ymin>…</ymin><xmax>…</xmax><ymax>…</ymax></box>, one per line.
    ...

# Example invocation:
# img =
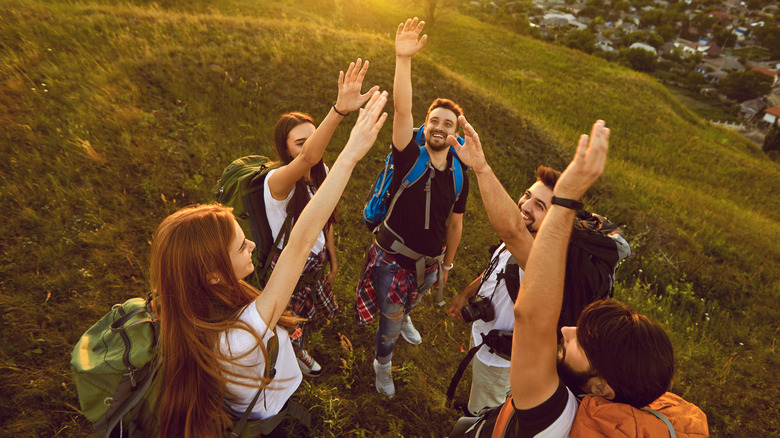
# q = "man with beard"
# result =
<box><xmin>451</xmin><ymin>117</ymin><xmax>676</xmax><ymax>436</ymax></box>
<box><xmin>355</xmin><ymin>17</ymin><xmax>470</xmax><ymax>398</ymax></box>
<box><xmin>446</xmin><ymin>165</ymin><xmax>560</xmax><ymax>415</ymax></box>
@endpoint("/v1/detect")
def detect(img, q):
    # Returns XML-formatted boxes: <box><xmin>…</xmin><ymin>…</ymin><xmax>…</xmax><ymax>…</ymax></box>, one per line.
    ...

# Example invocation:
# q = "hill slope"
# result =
<box><xmin>1</xmin><ymin>0</ymin><xmax>778</xmax><ymax>436</ymax></box>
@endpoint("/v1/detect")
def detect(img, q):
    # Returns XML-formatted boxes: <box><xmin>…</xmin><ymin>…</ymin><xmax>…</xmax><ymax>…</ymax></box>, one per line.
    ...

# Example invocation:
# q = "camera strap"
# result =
<box><xmin>446</xmin><ymin>335</ymin><xmax>487</xmax><ymax>407</ymax></box>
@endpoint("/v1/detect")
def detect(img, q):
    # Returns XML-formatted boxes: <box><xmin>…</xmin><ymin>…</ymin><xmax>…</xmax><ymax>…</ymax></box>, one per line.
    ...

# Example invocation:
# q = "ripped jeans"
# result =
<box><xmin>373</xmin><ymin>261</ymin><xmax>438</xmax><ymax>364</ymax></box>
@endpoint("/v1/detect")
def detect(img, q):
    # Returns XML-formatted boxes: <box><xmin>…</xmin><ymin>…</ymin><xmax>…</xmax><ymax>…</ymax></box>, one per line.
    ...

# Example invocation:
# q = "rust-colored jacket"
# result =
<box><xmin>570</xmin><ymin>392</ymin><xmax>709</xmax><ymax>437</ymax></box>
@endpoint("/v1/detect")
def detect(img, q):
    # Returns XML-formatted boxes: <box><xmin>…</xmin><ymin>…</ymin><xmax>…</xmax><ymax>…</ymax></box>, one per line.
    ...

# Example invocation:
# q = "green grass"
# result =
<box><xmin>1</xmin><ymin>0</ymin><xmax>778</xmax><ymax>436</ymax></box>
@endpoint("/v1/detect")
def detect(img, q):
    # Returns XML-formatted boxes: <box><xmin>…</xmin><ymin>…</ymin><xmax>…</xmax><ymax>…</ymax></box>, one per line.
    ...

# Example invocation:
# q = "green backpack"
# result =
<box><xmin>70</xmin><ymin>295</ymin><xmax>160</xmax><ymax>437</ymax></box>
<box><xmin>70</xmin><ymin>296</ymin><xmax>306</xmax><ymax>437</ymax></box>
<box><xmin>212</xmin><ymin>155</ymin><xmax>289</xmax><ymax>288</ymax></box>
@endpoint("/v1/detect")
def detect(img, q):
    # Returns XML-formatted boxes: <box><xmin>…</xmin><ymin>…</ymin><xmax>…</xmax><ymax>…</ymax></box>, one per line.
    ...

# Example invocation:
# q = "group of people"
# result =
<box><xmin>147</xmin><ymin>17</ymin><xmax>706</xmax><ymax>438</ymax></box>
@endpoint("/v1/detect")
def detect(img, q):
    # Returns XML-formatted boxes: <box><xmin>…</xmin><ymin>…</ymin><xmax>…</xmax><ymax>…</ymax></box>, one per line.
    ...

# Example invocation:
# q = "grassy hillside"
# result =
<box><xmin>1</xmin><ymin>0</ymin><xmax>778</xmax><ymax>436</ymax></box>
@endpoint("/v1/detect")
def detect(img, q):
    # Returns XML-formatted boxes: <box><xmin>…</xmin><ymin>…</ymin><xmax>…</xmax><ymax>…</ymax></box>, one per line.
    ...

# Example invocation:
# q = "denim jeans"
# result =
<box><xmin>373</xmin><ymin>259</ymin><xmax>438</xmax><ymax>363</ymax></box>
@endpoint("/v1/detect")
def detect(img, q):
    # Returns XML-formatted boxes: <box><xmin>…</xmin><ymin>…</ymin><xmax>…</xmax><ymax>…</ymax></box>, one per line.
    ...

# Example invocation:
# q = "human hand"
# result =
<box><xmin>396</xmin><ymin>17</ymin><xmax>427</xmax><ymax>58</ymax></box>
<box><xmin>446</xmin><ymin>293</ymin><xmax>469</xmax><ymax>321</ymax></box>
<box><xmin>335</xmin><ymin>58</ymin><xmax>380</xmax><ymax>114</ymax></box>
<box><xmin>554</xmin><ymin>120</ymin><xmax>610</xmax><ymax>201</ymax></box>
<box><xmin>326</xmin><ymin>269</ymin><xmax>337</xmax><ymax>288</ymax></box>
<box><xmin>342</xmin><ymin>90</ymin><xmax>388</xmax><ymax>165</ymax></box>
<box><xmin>449</xmin><ymin>115</ymin><xmax>488</xmax><ymax>173</ymax></box>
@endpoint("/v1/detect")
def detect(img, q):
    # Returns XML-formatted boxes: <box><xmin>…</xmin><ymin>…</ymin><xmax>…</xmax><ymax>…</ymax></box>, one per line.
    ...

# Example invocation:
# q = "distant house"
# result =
<box><xmin>618</xmin><ymin>21</ymin><xmax>638</xmax><ymax>33</ymax></box>
<box><xmin>630</xmin><ymin>42</ymin><xmax>658</xmax><ymax>55</ymax></box>
<box><xmin>595</xmin><ymin>35</ymin><xmax>615</xmax><ymax>52</ymax></box>
<box><xmin>751</xmin><ymin>66</ymin><xmax>778</xmax><ymax>87</ymax></box>
<box><xmin>733</xmin><ymin>27</ymin><xmax>747</xmax><ymax>41</ymax></box>
<box><xmin>763</xmin><ymin>106</ymin><xmax>780</xmax><ymax>124</ymax></box>
<box><xmin>740</xmin><ymin>98</ymin><xmax>766</xmax><ymax>120</ymax></box>
<box><xmin>708</xmin><ymin>10</ymin><xmax>738</xmax><ymax>28</ymax></box>
<box><xmin>542</xmin><ymin>12</ymin><xmax>574</xmax><ymax>28</ymax></box>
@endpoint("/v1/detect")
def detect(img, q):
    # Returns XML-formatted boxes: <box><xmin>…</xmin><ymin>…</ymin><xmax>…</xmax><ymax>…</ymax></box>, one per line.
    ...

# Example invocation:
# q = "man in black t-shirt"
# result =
<box><xmin>354</xmin><ymin>17</ymin><xmax>470</xmax><ymax>398</ymax></box>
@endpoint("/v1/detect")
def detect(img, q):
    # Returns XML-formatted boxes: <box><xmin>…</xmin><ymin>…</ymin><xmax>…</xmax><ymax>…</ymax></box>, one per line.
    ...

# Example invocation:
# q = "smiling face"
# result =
<box><xmin>285</xmin><ymin>122</ymin><xmax>316</xmax><ymax>159</ymax></box>
<box><xmin>228</xmin><ymin>220</ymin><xmax>256</xmax><ymax>280</ymax></box>
<box><xmin>518</xmin><ymin>181</ymin><xmax>554</xmax><ymax>234</ymax></box>
<box><xmin>424</xmin><ymin>107</ymin><xmax>458</xmax><ymax>152</ymax></box>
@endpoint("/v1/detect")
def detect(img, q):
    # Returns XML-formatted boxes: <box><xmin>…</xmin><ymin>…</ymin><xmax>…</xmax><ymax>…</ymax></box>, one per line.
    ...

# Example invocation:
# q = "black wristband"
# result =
<box><xmin>332</xmin><ymin>105</ymin><xmax>348</xmax><ymax>117</ymax></box>
<box><xmin>551</xmin><ymin>196</ymin><xmax>583</xmax><ymax>210</ymax></box>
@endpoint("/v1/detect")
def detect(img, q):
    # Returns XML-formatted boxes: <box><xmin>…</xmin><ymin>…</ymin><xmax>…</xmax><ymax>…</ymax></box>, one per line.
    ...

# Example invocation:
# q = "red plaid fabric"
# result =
<box><xmin>268</xmin><ymin>249</ymin><xmax>338</xmax><ymax>321</ymax></box>
<box><xmin>354</xmin><ymin>243</ymin><xmax>438</xmax><ymax>326</ymax></box>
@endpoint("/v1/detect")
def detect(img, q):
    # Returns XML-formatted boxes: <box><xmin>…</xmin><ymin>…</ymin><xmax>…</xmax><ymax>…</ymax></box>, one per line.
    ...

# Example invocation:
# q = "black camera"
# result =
<box><xmin>461</xmin><ymin>295</ymin><xmax>495</xmax><ymax>323</ymax></box>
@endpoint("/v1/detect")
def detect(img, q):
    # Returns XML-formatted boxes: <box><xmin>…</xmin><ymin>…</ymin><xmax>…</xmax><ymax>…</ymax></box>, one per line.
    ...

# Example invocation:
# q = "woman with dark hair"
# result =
<box><xmin>264</xmin><ymin>58</ymin><xmax>378</xmax><ymax>375</ymax></box>
<box><xmin>153</xmin><ymin>90</ymin><xmax>388</xmax><ymax>438</ymax></box>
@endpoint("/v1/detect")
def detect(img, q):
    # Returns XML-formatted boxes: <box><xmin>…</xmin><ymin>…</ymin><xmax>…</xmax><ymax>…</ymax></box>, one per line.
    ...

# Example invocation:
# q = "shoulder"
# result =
<box><xmin>219</xmin><ymin>303</ymin><xmax>274</xmax><ymax>357</ymax></box>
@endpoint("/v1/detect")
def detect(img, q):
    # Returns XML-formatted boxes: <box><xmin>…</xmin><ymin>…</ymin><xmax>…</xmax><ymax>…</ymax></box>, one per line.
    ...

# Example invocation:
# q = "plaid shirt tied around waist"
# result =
<box><xmin>354</xmin><ymin>243</ymin><xmax>438</xmax><ymax>326</ymax></box>
<box><xmin>269</xmin><ymin>248</ymin><xmax>338</xmax><ymax>321</ymax></box>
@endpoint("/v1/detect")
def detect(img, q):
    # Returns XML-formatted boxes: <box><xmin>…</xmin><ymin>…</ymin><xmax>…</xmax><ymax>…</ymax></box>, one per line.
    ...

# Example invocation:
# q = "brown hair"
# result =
<box><xmin>425</xmin><ymin>98</ymin><xmax>464</xmax><ymax>129</ymax></box>
<box><xmin>536</xmin><ymin>165</ymin><xmax>561</xmax><ymax>191</ymax></box>
<box><xmin>273</xmin><ymin>112</ymin><xmax>336</xmax><ymax>227</ymax></box>
<box><xmin>152</xmin><ymin>204</ymin><xmax>300</xmax><ymax>438</ymax></box>
<box><xmin>577</xmin><ymin>300</ymin><xmax>674</xmax><ymax>408</ymax></box>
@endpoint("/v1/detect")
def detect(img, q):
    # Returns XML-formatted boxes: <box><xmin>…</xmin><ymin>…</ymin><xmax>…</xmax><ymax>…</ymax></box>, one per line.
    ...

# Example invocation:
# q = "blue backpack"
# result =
<box><xmin>363</xmin><ymin>126</ymin><xmax>466</xmax><ymax>233</ymax></box>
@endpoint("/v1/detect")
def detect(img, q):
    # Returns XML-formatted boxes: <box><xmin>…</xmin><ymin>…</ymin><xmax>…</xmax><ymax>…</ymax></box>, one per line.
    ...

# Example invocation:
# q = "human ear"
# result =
<box><xmin>207</xmin><ymin>273</ymin><xmax>222</xmax><ymax>285</ymax></box>
<box><xmin>588</xmin><ymin>377</ymin><xmax>616</xmax><ymax>400</ymax></box>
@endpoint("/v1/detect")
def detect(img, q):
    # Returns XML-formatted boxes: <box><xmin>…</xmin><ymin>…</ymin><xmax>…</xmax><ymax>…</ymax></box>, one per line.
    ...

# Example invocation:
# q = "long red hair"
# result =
<box><xmin>150</xmin><ymin>204</ymin><xmax>299</xmax><ymax>437</ymax></box>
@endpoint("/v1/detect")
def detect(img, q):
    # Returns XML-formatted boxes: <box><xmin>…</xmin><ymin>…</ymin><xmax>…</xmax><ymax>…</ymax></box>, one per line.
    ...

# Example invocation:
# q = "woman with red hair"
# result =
<box><xmin>152</xmin><ymin>90</ymin><xmax>388</xmax><ymax>438</ymax></box>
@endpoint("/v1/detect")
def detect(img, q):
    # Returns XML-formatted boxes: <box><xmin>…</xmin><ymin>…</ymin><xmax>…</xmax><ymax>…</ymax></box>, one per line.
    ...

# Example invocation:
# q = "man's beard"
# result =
<box><xmin>557</xmin><ymin>342</ymin><xmax>597</xmax><ymax>395</ymax></box>
<box><xmin>426</xmin><ymin>130</ymin><xmax>450</xmax><ymax>152</ymax></box>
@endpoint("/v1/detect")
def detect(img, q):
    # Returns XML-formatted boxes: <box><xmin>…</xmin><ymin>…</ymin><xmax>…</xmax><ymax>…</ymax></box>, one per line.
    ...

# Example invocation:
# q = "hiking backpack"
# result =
<box><xmin>449</xmin><ymin>392</ymin><xmax>708</xmax><ymax>438</ymax></box>
<box><xmin>70</xmin><ymin>295</ymin><xmax>160</xmax><ymax>437</ymax></box>
<box><xmin>70</xmin><ymin>296</ymin><xmax>302</xmax><ymax>437</ymax></box>
<box><xmin>212</xmin><ymin>155</ymin><xmax>288</xmax><ymax>288</ymax></box>
<box><xmin>446</xmin><ymin>211</ymin><xmax>631</xmax><ymax>406</ymax></box>
<box><xmin>362</xmin><ymin>125</ymin><xmax>466</xmax><ymax>233</ymax></box>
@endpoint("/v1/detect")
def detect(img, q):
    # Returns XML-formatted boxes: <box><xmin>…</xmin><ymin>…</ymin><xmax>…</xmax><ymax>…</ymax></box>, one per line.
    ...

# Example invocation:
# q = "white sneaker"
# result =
<box><xmin>400</xmin><ymin>316</ymin><xmax>422</xmax><ymax>345</ymax></box>
<box><xmin>373</xmin><ymin>359</ymin><xmax>395</xmax><ymax>398</ymax></box>
<box><xmin>296</xmin><ymin>349</ymin><xmax>322</xmax><ymax>377</ymax></box>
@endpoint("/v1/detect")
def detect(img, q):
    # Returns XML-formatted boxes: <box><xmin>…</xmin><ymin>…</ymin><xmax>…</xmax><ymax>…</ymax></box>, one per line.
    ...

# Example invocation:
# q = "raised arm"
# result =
<box><xmin>392</xmin><ymin>17</ymin><xmax>427</xmax><ymax>151</ymax></box>
<box><xmin>449</xmin><ymin>115</ymin><xmax>534</xmax><ymax>268</ymax></box>
<box><xmin>510</xmin><ymin>121</ymin><xmax>610</xmax><ymax>410</ymax></box>
<box><xmin>268</xmin><ymin>59</ymin><xmax>379</xmax><ymax>200</ymax></box>
<box><xmin>256</xmin><ymin>91</ymin><xmax>389</xmax><ymax>329</ymax></box>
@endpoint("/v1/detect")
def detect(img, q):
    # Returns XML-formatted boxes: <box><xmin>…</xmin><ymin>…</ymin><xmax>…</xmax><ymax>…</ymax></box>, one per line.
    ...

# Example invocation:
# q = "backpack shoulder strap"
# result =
<box><xmin>401</xmin><ymin>146</ymin><xmax>433</xmax><ymax>188</ymax></box>
<box><xmin>230</xmin><ymin>332</ymin><xmax>280</xmax><ymax>438</ymax></box>
<box><xmin>491</xmin><ymin>396</ymin><xmax>515</xmax><ymax>438</ymax></box>
<box><xmin>449</xmin><ymin>149</ymin><xmax>465</xmax><ymax>199</ymax></box>
<box><xmin>641</xmin><ymin>408</ymin><xmax>676</xmax><ymax>438</ymax></box>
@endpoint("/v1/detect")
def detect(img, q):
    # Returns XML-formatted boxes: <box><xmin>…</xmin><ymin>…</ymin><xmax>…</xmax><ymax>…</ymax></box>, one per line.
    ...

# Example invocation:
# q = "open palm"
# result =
<box><xmin>396</xmin><ymin>17</ymin><xmax>427</xmax><ymax>57</ymax></box>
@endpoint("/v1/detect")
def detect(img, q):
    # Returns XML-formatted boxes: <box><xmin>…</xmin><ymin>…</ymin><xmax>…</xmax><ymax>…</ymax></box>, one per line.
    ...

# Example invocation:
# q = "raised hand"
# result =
<box><xmin>335</xmin><ymin>58</ymin><xmax>380</xmax><ymax>114</ymax></box>
<box><xmin>396</xmin><ymin>17</ymin><xmax>427</xmax><ymax>58</ymax></box>
<box><xmin>554</xmin><ymin>120</ymin><xmax>610</xmax><ymax>200</ymax></box>
<box><xmin>449</xmin><ymin>115</ymin><xmax>488</xmax><ymax>173</ymax></box>
<box><xmin>342</xmin><ymin>90</ymin><xmax>389</xmax><ymax>165</ymax></box>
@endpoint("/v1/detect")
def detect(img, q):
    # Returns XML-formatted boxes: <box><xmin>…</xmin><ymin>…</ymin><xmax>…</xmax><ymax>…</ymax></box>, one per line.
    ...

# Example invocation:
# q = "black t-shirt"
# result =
<box><xmin>384</xmin><ymin>136</ymin><xmax>469</xmax><ymax>260</ymax></box>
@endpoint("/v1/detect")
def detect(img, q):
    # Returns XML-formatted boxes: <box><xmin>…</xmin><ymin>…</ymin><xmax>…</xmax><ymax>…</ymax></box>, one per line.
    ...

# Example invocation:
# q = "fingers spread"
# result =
<box><xmin>357</xmin><ymin>59</ymin><xmax>369</xmax><ymax>82</ymax></box>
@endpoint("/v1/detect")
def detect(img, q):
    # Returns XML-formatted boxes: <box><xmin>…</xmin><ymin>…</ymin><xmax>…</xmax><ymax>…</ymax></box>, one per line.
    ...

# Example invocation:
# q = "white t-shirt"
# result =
<box><xmin>263</xmin><ymin>167</ymin><xmax>326</xmax><ymax>253</ymax></box>
<box><xmin>219</xmin><ymin>301</ymin><xmax>302</xmax><ymax>420</ymax></box>
<box><xmin>471</xmin><ymin>243</ymin><xmax>524</xmax><ymax>368</ymax></box>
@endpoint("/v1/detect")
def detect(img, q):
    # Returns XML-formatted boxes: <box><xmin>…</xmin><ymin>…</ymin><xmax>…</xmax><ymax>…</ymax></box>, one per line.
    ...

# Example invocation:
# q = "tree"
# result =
<box><xmin>764</xmin><ymin>121</ymin><xmax>780</xmax><ymax>154</ymax></box>
<box><xmin>562</xmin><ymin>29</ymin><xmax>596</xmax><ymax>54</ymax></box>
<box><xmin>718</xmin><ymin>70</ymin><xmax>773</xmax><ymax>102</ymax></box>
<box><xmin>621</xmin><ymin>47</ymin><xmax>657</xmax><ymax>72</ymax></box>
<box><xmin>753</xmin><ymin>24</ymin><xmax>780</xmax><ymax>58</ymax></box>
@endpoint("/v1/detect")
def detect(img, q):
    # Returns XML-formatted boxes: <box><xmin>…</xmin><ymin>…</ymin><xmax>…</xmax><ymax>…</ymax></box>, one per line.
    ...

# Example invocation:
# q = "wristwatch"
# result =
<box><xmin>551</xmin><ymin>196</ymin><xmax>583</xmax><ymax>210</ymax></box>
